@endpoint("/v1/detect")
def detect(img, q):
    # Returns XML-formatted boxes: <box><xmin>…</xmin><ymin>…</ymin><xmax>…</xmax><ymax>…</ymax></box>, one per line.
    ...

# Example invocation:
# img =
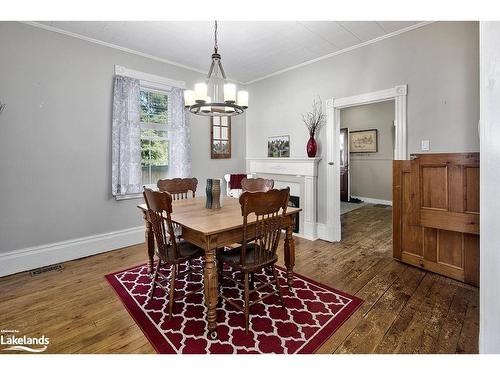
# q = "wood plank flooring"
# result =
<box><xmin>0</xmin><ymin>205</ymin><xmax>479</xmax><ymax>354</ymax></box>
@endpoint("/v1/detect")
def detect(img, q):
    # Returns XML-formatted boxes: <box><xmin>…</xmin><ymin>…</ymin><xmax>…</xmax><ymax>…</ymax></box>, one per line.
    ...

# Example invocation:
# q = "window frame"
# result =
<box><xmin>112</xmin><ymin>66</ymin><xmax>186</xmax><ymax>201</ymax></box>
<box><xmin>210</xmin><ymin>114</ymin><xmax>232</xmax><ymax>159</ymax></box>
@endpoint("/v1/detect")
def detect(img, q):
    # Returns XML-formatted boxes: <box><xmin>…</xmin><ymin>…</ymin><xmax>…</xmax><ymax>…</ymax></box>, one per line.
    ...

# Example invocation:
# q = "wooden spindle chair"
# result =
<box><xmin>237</xmin><ymin>178</ymin><xmax>275</xmax><ymax>286</ymax></box>
<box><xmin>241</xmin><ymin>177</ymin><xmax>274</xmax><ymax>193</ymax></box>
<box><xmin>157</xmin><ymin>178</ymin><xmax>198</xmax><ymax>238</ymax></box>
<box><xmin>143</xmin><ymin>188</ymin><xmax>204</xmax><ymax>320</ymax></box>
<box><xmin>157</xmin><ymin>177</ymin><xmax>198</xmax><ymax>200</ymax></box>
<box><xmin>217</xmin><ymin>188</ymin><xmax>290</xmax><ymax>333</ymax></box>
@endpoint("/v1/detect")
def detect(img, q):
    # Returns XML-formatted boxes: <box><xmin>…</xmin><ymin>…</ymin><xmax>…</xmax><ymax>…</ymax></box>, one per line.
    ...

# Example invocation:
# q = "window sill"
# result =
<box><xmin>114</xmin><ymin>185</ymin><xmax>157</xmax><ymax>201</ymax></box>
<box><xmin>115</xmin><ymin>193</ymin><xmax>143</xmax><ymax>201</ymax></box>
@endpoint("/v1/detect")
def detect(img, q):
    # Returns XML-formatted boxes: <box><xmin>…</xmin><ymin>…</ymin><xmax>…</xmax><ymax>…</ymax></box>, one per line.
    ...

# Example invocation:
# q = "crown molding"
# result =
<box><xmin>19</xmin><ymin>21</ymin><xmax>247</xmax><ymax>84</ymax></box>
<box><xmin>20</xmin><ymin>21</ymin><xmax>434</xmax><ymax>86</ymax></box>
<box><xmin>245</xmin><ymin>21</ymin><xmax>435</xmax><ymax>84</ymax></box>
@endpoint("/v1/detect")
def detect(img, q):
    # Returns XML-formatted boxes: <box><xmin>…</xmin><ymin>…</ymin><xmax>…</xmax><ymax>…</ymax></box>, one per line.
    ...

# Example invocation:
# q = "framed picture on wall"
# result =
<box><xmin>350</xmin><ymin>129</ymin><xmax>378</xmax><ymax>153</ymax></box>
<box><xmin>267</xmin><ymin>135</ymin><xmax>290</xmax><ymax>157</ymax></box>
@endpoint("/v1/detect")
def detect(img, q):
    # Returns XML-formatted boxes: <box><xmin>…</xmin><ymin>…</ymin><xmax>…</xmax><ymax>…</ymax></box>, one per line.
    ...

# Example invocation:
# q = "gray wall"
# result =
<box><xmin>246</xmin><ymin>21</ymin><xmax>479</xmax><ymax>223</ymax></box>
<box><xmin>340</xmin><ymin>101</ymin><xmax>394</xmax><ymax>201</ymax></box>
<box><xmin>0</xmin><ymin>22</ymin><xmax>246</xmax><ymax>253</ymax></box>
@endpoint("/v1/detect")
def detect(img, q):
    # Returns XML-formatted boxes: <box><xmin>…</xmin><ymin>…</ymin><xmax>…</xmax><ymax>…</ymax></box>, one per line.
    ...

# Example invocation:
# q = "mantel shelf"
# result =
<box><xmin>246</xmin><ymin>157</ymin><xmax>322</xmax><ymax>162</ymax></box>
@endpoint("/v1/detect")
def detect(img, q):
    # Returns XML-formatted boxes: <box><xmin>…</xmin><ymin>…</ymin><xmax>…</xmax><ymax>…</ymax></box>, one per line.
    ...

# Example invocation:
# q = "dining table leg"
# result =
<box><xmin>143</xmin><ymin>212</ymin><xmax>155</xmax><ymax>275</ymax></box>
<box><xmin>204</xmin><ymin>237</ymin><xmax>219</xmax><ymax>340</ymax></box>
<box><xmin>283</xmin><ymin>216</ymin><xmax>296</xmax><ymax>289</ymax></box>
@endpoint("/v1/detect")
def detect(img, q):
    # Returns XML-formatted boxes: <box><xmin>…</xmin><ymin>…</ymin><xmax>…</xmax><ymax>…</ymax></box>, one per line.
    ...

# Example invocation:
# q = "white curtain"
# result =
<box><xmin>111</xmin><ymin>75</ymin><xmax>142</xmax><ymax>196</ymax></box>
<box><xmin>169</xmin><ymin>86</ymin><xmax>191</xmax><ymax>178</ymax></box>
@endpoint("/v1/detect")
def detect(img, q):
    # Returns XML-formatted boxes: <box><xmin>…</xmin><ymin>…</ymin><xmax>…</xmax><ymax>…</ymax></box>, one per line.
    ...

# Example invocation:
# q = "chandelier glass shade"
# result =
<box><xmin>184</xmin><ymin>21</ymin><xmax>248</xmax><ymax>117</ymax></box>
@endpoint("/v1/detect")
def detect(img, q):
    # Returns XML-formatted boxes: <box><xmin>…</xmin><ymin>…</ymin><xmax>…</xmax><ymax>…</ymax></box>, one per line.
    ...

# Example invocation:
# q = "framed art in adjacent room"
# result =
<box><xmin>211</xmin><ymin>115</ymin><xmax>231</xmax><ymax>159</ymax></box>
<box><xmin>350</xmin><ymin>129</ymin><xmax>378</xmax><ymax>153</ymax></box>
<box><xmin>268</xmin><ymin>135</ymin><xmax>290</xmax><ymax>157</ymax></box>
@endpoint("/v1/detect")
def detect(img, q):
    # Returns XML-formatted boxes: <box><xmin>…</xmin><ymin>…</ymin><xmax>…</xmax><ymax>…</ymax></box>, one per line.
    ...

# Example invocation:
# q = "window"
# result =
<box><xmin>140</xmin><ymin>88</ymin><xmax>170</xmax><ymax>185</ymax></box>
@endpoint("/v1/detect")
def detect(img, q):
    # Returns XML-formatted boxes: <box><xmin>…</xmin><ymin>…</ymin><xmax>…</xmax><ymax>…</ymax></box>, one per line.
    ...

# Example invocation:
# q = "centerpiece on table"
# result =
<box><xmin>302</xmin><ymin>97</ymin><xmax>325</xmax><ymax>158</ymax></box>
<box><xmin>205</xmin><ymin>178</ymin><xmax>222</xmax><ymax>209</ymax></box>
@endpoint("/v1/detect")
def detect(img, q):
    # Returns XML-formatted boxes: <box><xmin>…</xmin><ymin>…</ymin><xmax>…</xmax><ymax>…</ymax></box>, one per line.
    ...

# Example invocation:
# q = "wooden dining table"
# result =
<box><xmin>137</xmin><ymin>195</ymin><xmax>301</xmax><ymax>339</ymax></box>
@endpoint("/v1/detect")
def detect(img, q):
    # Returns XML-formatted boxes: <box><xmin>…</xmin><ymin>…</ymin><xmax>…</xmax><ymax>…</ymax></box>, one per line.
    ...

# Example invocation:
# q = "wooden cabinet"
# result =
<box><xmin>393</xmin><ymin>153</ymin><xmax>479</xmax><ymax>286</ymax></box>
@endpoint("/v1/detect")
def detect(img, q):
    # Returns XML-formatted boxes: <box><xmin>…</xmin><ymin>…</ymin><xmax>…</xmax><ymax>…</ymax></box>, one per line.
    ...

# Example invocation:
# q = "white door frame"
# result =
<box><xmin>324</xmin><ymin>85</ymin><xmax>408</xmax><ymax>242</ymax></box>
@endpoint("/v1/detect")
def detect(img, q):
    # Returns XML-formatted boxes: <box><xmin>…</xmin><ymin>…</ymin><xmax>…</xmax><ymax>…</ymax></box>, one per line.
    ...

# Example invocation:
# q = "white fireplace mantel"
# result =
<box><xmin>246</xmin><ymin>157</ymin><xmax>322</xmax><ymax>240</ymax></box>
<box><xmin>246</xmin><ymin>157</ymin><xmax>321</xmax><ymax>177</ymax></box>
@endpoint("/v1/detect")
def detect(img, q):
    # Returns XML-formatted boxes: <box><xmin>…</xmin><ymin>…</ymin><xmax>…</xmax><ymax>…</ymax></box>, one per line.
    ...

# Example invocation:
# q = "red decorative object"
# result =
<box><xmin>105</xmin><ymin>261</ymin><xmax>363</xmax><ymax>354</ymax></box>
<box><xmin>302</xmin><ymin>97</ymin><xmax>324</xmax><ymax>158</ymax></box>
<box><xmin>307</xmin><ymin>135</ymin><xmax>317</xmax><ymax>157</ymax></box>
<box><xmin>229</xmin><ymin>174</ymin><xmax>246</xmax><ymax>189</ymax></box>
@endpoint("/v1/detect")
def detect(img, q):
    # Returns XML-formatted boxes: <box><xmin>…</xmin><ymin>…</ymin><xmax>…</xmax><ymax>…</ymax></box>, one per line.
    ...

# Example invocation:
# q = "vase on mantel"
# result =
<box><xmin>306</xmin><ymin>132</ymin><xmax>317</xmax><ymax>157</ymax></box>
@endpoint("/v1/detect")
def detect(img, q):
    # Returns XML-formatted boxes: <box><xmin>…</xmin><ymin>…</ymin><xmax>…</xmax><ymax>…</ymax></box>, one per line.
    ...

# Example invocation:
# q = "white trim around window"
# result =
<box><xmin>114</xmin><ymin>65</ymin><xmax>186</xmax><ymax>90</ymax></box>
<box><xmin>113</xmin><ymin>68</ymin><xmax>180</xmax><ymax>201</ymax></box>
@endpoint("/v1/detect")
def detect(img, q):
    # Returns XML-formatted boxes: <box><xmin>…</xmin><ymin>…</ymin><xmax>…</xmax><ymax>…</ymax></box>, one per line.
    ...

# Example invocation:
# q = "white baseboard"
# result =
<box><xmin>280</xmin><ymin>228</ymin><xmax>316</xmax><ymax>241</ymax></box>
<box><xmin>351</xmin><ymin>196</ymin><xmax>393</xmax><ymax>206</ymax></box>
<box><xmin>290</xmin><ymin>232</ymin><xmax>307</xmax><ymax>240</ymax></box>
<box><xmin>302</xmin><ymin>221</ymin><xmax>318</xmax><ymax>241</ymax></box>
<box><xmin>317</xmin><ymin>223</ymin><xmax>330</xmax><ymax>241</ymax></box>
<box><xmin>0</xmin><ymin>226</ymin><xmax>144</xmax><ymax>278</ymax></box>
<box><xmin>317</xmin><ymin>223</ymin><xmax>341</xmax><ymax>243</ymax></box>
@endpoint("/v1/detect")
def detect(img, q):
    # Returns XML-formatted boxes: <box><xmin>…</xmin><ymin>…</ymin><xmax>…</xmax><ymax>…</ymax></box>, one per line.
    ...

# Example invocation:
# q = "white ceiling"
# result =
<box><xmin>38</xmin><ymin>21</ymin><xmax>422</xmax><ymax>83</ymax></box>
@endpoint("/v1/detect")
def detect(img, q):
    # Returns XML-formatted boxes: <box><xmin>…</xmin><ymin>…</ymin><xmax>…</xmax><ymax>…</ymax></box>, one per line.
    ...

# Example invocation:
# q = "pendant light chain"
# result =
<box><xmin>214</xmin><ymin>20</ymin><xmax>218</xmax><ymax>53</ymax></box>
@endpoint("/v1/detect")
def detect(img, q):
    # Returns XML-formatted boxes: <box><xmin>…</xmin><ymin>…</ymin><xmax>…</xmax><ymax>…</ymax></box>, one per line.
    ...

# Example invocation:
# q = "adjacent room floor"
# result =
<box><xmin>0</xmin><ymin>205</ymin><xmax>479</xmax><ymax>353</ymax></box>
<box><xmin>340</xmin><ymin>200</ymin><xmax>368</xmax><ymax>215</ymax></box>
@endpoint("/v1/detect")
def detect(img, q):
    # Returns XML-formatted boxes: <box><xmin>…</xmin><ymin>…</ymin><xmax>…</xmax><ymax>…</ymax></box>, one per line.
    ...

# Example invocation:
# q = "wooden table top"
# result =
<box><xmin>138</xmin><ymin>196</ymin><xmax>301</xmax><ymax>236</ymax></box>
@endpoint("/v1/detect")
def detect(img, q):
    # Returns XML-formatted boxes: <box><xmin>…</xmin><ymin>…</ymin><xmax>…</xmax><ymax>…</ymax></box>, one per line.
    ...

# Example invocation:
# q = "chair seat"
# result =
<box><xmin>218</xmin><ymin>244</ymin><xmax>277</xmax><ymax>271</ymax></box>
<box><xmin>157</xmin><ymin>240</ymin><xmax>203</xmax><ymax>263</ymax></box>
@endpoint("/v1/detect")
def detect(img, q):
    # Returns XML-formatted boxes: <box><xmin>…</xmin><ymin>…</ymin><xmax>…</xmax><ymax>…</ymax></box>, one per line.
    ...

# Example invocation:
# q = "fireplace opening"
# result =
<box><xmin>288</xmin><ymin>196</ymin><xmax>300</xmax><ymax>234</ymax></box>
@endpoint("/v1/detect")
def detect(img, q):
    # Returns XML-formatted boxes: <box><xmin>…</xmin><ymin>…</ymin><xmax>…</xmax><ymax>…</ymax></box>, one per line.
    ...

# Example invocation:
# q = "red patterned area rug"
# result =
<box><xmin>105</xmin><ymin>261</ymin><xmax>363</xmax><ymax>354</ymax></box>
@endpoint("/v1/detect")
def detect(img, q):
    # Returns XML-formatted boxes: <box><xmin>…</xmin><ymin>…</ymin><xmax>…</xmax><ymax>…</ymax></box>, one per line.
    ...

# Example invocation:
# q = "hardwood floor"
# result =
<box><xmin>0</xmin><ymin>205</ymin><xmax>479</xmax><ymax>354</ymax></box>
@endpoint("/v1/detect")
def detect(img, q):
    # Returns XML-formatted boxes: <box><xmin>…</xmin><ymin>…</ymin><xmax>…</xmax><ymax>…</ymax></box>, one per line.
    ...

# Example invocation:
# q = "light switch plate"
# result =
<box><xmin>421</xmin><ymin>139</ymin><xmax>430</xmax><ymax>151</ymax></box>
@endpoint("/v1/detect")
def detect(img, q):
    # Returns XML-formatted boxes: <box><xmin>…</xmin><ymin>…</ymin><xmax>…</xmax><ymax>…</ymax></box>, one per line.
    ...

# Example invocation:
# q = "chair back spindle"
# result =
<box><xmin>157</xmin><ymin>178</ymin><xmax>198</xmax><ymax>200</ymax></box>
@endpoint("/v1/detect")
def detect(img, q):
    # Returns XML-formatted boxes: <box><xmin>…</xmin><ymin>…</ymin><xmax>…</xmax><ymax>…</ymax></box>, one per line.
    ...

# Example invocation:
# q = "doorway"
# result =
<box><xmin>324</xmin><ymin>85</ymin><xmax>408</xmax><ymax>242</ymax></box>
<box><xmin>338</xmin><ymin>101</ymin><xmax>395</xmax><ymax>235</ymax></box>
<box><xmin>340</xmin><ymin>127</ymin><xmax>349</xmax><ymax>202</ymax></box>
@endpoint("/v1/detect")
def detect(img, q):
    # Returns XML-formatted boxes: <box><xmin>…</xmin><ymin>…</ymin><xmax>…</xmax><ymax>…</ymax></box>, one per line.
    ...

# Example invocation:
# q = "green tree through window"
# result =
<box><xmin>140</xmin><ymin>89</ymin><xmax>169</xmax><ymax>185</ymax></box>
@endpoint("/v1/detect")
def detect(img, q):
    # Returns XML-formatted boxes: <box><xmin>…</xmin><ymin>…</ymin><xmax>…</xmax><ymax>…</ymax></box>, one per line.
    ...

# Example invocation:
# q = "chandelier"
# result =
<box><xmin>184</xmin><ymin>21</ymin><xmax>248</xmax><ymax>117</ymax></box>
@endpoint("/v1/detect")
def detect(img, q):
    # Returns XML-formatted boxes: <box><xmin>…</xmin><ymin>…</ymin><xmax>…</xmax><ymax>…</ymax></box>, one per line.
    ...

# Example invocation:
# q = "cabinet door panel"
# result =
<box><xmin>465</xmin><ymin>167</ymin><xmax>480</xmax><ymax>213</ymax></box>
<box><xmin>421</xmin><ymin>166</ymin><xmax>448</xmax><ymax>210</ymax></box>
<box><xmin>401</xmin><ymin>169</ymin><xmax>422</xmax><ymax>257</ymax></box>
<box><xmin>423</xmin><ymin>227</ymin><xmax>437</xmax><ymax>263</ymax></box>
<box><xmin>393</xmin><ymin>153</ymin><xmax>479</xmax><ymax>286</ymax></box>
<box><xmin>437</xmin><ymin>230</ymin><xmax>463</xmax><ymax>269</ymax></box>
